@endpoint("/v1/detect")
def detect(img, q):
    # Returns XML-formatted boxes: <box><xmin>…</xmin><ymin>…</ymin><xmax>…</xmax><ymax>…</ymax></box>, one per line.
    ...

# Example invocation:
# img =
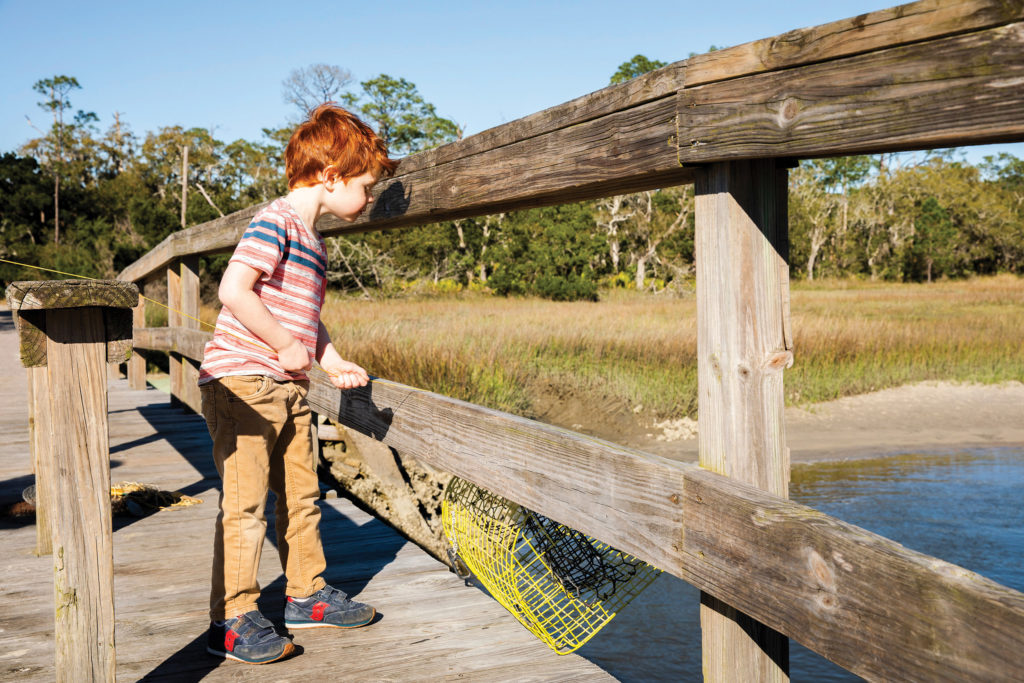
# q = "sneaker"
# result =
<box><xmin>207</xmin><ymin>610</ymin><xmax>295</xmax><ymax>664</ymax></box>
<box><xmin>284</xmin><ymin>585</ymin><xmax>376</xmax><ymax>629</ymax></box>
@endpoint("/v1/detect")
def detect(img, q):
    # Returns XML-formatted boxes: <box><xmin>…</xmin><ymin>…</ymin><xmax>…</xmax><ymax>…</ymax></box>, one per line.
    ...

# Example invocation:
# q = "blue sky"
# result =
<box><xmin>2</xmin><ymin>0</ymin><xmax>1021</xmax><ymax>165</ymax></box>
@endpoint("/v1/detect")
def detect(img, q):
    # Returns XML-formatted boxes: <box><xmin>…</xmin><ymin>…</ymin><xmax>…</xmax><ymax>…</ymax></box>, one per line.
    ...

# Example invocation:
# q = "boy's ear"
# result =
<box><xmin>320</xmin><ymin>166</ymin><xmax>339</xmax><ymax>189</ymax></box>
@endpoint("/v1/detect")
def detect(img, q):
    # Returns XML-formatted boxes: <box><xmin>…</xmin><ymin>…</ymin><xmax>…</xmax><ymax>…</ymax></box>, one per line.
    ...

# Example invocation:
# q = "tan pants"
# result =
<box><xmin>200</xmin><ymin>375</ymin><xmax>326</xmax><ymax>620</ymax></box>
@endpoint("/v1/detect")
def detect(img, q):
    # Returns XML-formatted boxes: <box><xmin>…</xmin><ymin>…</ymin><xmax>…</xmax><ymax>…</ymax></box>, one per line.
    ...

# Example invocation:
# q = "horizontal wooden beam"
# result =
<box><xmin>308</xmin><ymin>370</ymin><xmax>1024</xmax><ymax>681</ymax></box>
<box><xmin>678</xmin><ymin>21</ymin><xmax>1024</xmax><ymax>163</ymax></box>
<box><xmin>684</xmin><ymin>0</ymin><xmax>1024</xmax><ymax>87</ymax></box>
<box><xmin>681</xmin><ymin>468</ymin><xmax>1024</xmax><ymax>681</ymax></box>
<box><xmin>118</xmin><ymin>2</ymin><xmax>1024</xmax><ymax>284</ymax></box>
<box><xmin>132</xmin><ymin>326</ymin><xmax>210</xmax><ymax>362</ymax></box>
<box><xmin>307</xmin><ymin>368</ymin><xmax>690</xmax><ymax>571</ymax></box>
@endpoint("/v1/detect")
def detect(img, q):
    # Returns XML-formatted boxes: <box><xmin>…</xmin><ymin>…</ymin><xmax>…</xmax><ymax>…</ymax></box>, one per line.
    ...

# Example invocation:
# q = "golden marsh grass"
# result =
<box><xmin>314</xmin><ymin>275</ymin><xmax>1024</xmax><ymax>420</ymax></box>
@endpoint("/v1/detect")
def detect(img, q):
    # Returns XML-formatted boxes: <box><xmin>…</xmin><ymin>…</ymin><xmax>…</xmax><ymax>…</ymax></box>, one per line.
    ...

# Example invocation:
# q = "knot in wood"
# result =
<box><xmin>807</xmin><ymin>548</ymin><xmax>837</xmax><ymax>593</ymax></box>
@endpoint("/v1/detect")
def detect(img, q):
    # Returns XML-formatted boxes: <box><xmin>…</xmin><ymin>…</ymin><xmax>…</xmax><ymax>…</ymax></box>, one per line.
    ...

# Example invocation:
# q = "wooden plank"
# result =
<box><xmin>44</xmin><ymin>306</ymin><xmax>115</xmax><ymax>682</ymax></box>
<box><xmin>132</xmin><ymin>326</ymin><xmax>210</xmax><ymax>361</ymax></box>
<box><xmin>684</xmin><ymin>0</ymin><xmax>1024</xmax><ymax>86</ymax></box>
<box><xmin>678</xmin><ymin>21</ymin><xmax>1024</xmax><ymax>163</ymax></box>
<box><xmin>178</xmin><ymin>256</ymin><xmax>201</xmax><ymax>413</ymax></box>
<box><xmin>681</xmin><ymin>467</ymin><xmax>1024</xmax><ymax>682</ymax></box>
<box><xmin>127</xmin><ymin>301</ymin><xmax>146</xmax><ymax>390</ymax></box>
<box><xmin>119</xmin><ymin>97</ymin><xmax>689</xmax><ymax>282</ymax></box>
<box><xmin>165</xmin><ymin>263</ymin><xmax>182</xmax><ymax>409</ymax></box>
<box><xmin>6</xmin><ymin>279</ymin><xmax>137</xmax><ymax>311</ymax></box>
<box><xmin>694</xmin><ymin>160</ymin><xmax>791</xmax><ymax>681</ymax></box>
<box><xmin>27</xmin><ymin>366</ymin><xmax>53</xmax><ymax>556</ymax></box>
<box><xmin>309</xmin><ymin>370</ymin><xmax>691</xmax><ymax>573</ymax></box>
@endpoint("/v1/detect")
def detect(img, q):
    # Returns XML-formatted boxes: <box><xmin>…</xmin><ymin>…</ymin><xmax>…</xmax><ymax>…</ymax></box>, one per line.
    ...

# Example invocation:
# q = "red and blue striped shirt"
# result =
<box><xmin>199</xmin><ymin>198</ymin><xmax>327</xmax><ymax>383</ymax></box>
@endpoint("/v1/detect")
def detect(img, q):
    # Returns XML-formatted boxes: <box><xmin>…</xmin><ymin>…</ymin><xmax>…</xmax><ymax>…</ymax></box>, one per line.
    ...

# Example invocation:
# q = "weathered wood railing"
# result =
<box><xmin>7</xmin><ymin>280</ymin><xmax>138</xmax><ymax>682</ymax></box>
<box><xmin>110</xmin><ymin>1</ymin><xmax>1024</xmax><ymax>680</ymax></box>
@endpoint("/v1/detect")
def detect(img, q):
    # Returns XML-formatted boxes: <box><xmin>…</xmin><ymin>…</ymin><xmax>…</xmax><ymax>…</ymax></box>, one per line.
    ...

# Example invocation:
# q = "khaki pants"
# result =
<box><xmin>200</xmin><ymin>375</ymin><xmax>326</xmax><ymax>620</ymax></box>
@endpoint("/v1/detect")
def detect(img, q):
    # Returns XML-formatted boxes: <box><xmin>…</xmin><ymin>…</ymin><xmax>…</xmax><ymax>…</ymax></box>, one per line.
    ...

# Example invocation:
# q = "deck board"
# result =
<box><xmin>0</xmin><ymin>309</ymin><xmax>618</xmax><ymax>681</ymax></box>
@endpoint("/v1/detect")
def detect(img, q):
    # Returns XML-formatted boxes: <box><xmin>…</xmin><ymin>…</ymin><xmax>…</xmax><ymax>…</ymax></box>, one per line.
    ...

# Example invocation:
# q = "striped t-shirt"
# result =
<box><xmin>198</xmin><ymin>198</ymin><xmax>327</xmax><ymax>383</ymax></box>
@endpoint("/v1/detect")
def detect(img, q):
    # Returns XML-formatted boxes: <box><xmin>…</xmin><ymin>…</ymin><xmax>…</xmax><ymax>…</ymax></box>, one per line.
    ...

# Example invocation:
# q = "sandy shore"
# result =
<box><xmin>629</xmin><ymin>381</ymin><xmax>1024</xmax><ymax>464</ymax></box>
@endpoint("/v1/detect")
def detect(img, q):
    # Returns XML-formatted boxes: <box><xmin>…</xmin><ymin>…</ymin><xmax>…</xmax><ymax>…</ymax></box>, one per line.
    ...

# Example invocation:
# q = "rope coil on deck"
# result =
<box><xmin>442</xmin><ymin>476</ymin><xmax>661</xmax><ymax>654</ymax></box>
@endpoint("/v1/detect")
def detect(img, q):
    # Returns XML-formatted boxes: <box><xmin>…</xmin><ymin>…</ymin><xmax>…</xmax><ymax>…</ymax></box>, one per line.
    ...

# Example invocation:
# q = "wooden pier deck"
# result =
<box><xmin>0</xmin><ymin>308</ymin><xmax>619</xmax><ymax>681</ymax></box>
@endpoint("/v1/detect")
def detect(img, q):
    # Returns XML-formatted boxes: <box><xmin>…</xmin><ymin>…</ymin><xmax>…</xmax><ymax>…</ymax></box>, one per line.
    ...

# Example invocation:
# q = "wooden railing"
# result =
<box><xmin>115</xmin><ymin>1</ymin><xmax>1024</xmax><ymax>680</ymax></box>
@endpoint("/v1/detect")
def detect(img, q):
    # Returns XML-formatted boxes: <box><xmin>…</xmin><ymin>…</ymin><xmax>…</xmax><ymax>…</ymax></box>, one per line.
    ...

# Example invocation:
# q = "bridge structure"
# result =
<box><xmin>6</xmin><ymin>1</ymin><xmax>1024</xmax><ymax>679</ymax></box>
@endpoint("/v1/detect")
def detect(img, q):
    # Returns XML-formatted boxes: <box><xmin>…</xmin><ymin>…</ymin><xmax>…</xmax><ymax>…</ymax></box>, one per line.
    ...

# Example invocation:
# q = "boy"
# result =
<box><xmin>198</xmin><ymin>103</ymin><xmax>399</xmax><ymax>664</ymax></box>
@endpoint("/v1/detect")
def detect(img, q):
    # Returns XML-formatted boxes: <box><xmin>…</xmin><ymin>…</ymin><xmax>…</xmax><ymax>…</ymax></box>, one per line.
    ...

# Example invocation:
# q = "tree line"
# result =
<box><xmin>2</xmin><ymin>58</ymin><xmax>1022</xmax><ymax>300</ymax></box>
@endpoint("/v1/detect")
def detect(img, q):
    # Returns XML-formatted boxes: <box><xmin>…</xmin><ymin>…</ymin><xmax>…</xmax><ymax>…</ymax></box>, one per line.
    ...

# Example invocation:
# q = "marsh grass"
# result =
<box><xmin>315</xmin><ymin>275</ymin><xmax>1023</xmax><ymax>420</ymax></box>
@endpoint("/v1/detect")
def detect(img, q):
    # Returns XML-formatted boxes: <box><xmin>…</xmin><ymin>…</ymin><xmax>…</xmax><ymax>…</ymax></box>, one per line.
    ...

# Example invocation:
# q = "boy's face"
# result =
<box><xmin>324</xmin><ymin>170</ymin><xmax>379</xmax><ymax>222</ymax></box>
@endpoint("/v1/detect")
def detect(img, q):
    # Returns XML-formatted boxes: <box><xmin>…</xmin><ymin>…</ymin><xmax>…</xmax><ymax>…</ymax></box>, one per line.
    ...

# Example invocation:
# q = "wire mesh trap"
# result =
<box><xmin>442</xmin><ymin>476</ymin><xmax>661</xmax><ymax>654</ymax></box>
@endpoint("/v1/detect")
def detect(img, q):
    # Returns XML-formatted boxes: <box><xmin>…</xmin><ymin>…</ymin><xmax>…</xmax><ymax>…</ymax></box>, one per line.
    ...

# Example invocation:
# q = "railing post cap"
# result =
<box><xmin>5</xmin><ymin>279</ymin><xmax>139</xmax><ymax>312</ymax></box>
<box><xmin>4</xmin><ymin>280</ymin><xmax>139</xmax><ymax>368</ymax></box>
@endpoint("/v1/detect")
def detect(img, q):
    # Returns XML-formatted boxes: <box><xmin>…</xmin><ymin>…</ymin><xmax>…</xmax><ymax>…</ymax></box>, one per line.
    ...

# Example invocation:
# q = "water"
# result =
<box><xmin>577</xmin><ymin>447</ymin><xmax>1024</xmax><ymax>681</ymax></box>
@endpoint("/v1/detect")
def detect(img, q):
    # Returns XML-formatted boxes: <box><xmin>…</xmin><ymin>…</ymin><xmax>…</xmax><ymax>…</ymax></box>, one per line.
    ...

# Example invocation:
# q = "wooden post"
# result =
<box><xmin>5</xmin><ymin>279</ymin><xmax>137</xmax><ymax>683</ymax></box>
<box><xmin>167</xmin><ymin>261</ymin><xmax>182</xmax><ymax>408</ymax></box>
<box><xmin>694</xmin><ymin>160</ymin><xmax>792</xmax><ymax>682</ymax></box>
<box><xmin>28</xmin><ymin>366</ymin><xmax>54</xmax><ymax>555</ymax></box>
<box><xmin>179</xmin><ymin>255</ymin><xmax>201</xmax><ymax>412</ymax></box>
<box><xmin>128</xmin><ymin>294</ymin><xmax>147</xmax><ymax>390</ymax></box>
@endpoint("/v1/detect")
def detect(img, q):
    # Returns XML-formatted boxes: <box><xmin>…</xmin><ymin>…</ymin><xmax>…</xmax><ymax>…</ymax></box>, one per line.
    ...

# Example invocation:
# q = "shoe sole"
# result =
<box><xmin>206</xmin><ymin>641</ymin><xmax>296</xmax><ymax>664</ymax></box>
<box><xmin>285</xmin><ymin>608</ymin><xmax>376</xmax><ymax>629</ymax></box>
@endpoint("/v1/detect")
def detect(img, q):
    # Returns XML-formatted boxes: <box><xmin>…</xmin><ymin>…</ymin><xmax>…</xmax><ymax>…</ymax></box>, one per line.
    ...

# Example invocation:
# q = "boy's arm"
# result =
<box><xmin>316</xmin><ymin>320</ymin><xmax>369</xmax><ymax>389</ymax></box>
<box><xmin>219</xmin><ymin>261</ymin><xmax>311</xmax><ymax>371</ymax></box>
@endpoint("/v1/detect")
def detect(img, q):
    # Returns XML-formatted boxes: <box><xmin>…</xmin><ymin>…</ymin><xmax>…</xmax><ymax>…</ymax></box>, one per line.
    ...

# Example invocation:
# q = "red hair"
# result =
<box><xmin>285</xmin><ymin>103</ymin><xmax>399</xmax><ymax>189</ymax></box>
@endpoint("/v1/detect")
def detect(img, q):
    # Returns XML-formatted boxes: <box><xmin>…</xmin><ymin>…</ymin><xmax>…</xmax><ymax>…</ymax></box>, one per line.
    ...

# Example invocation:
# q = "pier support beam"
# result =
<box><xmin>6</xmin><ymin>279</ymin><xmax>138</xmax><ymax>683</ymax></box>
<box><xmin>694</xmin><ymin>159</ymin><xmax>792</xmax><ymax>682</ymax></box>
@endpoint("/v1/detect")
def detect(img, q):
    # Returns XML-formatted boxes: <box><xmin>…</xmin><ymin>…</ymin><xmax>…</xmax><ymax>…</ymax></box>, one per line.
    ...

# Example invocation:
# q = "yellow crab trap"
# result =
<box><xmin>441</xmin><ymin>476</ymin><xmax>661</xmax><ymax>654</ymax></box>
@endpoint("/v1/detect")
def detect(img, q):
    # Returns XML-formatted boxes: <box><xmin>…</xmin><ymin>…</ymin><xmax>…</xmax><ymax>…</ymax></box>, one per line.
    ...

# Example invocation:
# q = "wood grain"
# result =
<box><xmin>178</xmin><ymin>256</ymin><xmax>201</xmax><ymax>413</ymax></box>
<box><xmin>681</xmin><ymin>467</ymin><xmax>1024</xmax><ymax>681</ymax></box>
<box><xmin>684</xmin><ymin>0</ymin><xmax>1024</xmax><ymax>87</ymax></box>
<box><xmin>5</xmin><ymin>279</ymin><xmax>138</xmax><ymax>311</ymax></box>
<box><xmin>166</xmin><ymin>263</ymin><xmax>182</xmax><ymax>410</ymax></box>
<box><xmin>307</xmin><ymin>369</ymin><xmax>691</xmax><ymax>573</ymax></box>
<box><xmin>127</xmin><ymin>302</ymin><xmax>146</xmax><ymax>390</ymax></box>
<box><xmin>28</xmin><ymin>366</ymin><xmax>53</xmax><ymax>556</ymax></box>
<box><xmin>119</xmin><ymin>98</ymin><xmax>688</xmax><ymax>282</ymax></box>
<box><xmin>44</xmin><ymin>306</ymin><xmax>115</xmax><ymax>682</ymax></box>
<box><xmin>678</xmin><ymin>22</ymin><xmax>1024</xmax><ymax>163</ymax></box>
<box><xmin>132</xmin><ymin>326</ymin><xmax>210</xmax><ymax>362</ymax></box>
<box><xmin>695</xmin><ymin>160</ymin><xmax>791</xmax><ymax>681</ymax></box>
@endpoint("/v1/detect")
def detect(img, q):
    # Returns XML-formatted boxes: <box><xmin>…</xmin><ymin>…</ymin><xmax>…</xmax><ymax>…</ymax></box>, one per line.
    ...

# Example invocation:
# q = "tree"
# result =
<box><xmin>282</xmin><ymin>63</ymin><xmax>353</xmax><ymax>118</ymax></box>
<box><xmin>353</xmin><ymin>75</ymin><xmax>461</xmax><ymax>156</ymax></box>
<box><xmin>31</xmin><ymin>75</ymin><xmax>84</xmax><ymax>244</ymax></box>
<box><xmin>488</xmin><ymin>204</ymin><xmax>605</xmax><ymax>301</ymax></box>
<box><xmin>610</xmin><ymin>55</ymin><xmax>667</xmax><ymax>84</ymax></box>
<box><xmin>910</xmin><ymin>197</ymin><xmax>956</xmax><ymax>282</ymax></box>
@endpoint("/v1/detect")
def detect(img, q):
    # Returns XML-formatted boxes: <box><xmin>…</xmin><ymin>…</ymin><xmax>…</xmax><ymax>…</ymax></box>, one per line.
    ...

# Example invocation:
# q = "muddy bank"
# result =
<box><xmin>533</xmin><ymin>381</ymin><xmax>1024</xmax><ymax>464</ymax></box>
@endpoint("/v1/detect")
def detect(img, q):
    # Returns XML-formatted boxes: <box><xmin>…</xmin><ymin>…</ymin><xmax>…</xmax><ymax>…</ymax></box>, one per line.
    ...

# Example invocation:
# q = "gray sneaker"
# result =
<box><xmin>207</xmin><ymin>610</ymin><xmax>295</xmax><ymax>664</ymax></box>
<box><xmin>284</xmin><ymin>585</ymin><xmax>376</xmax><ymax>629</ymax></box>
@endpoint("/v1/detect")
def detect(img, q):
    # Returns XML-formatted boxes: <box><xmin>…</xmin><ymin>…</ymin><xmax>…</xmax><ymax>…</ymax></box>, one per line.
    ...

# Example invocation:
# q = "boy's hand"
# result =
<box><xmin>321</xmin><ymin>358</ymin><xmax>370</xmax><ymax>390</ymax></box>
<box><xmin>277</xmin><ymin>336</ymin><xmax>313</xmax><ymax>372</ymax></box>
